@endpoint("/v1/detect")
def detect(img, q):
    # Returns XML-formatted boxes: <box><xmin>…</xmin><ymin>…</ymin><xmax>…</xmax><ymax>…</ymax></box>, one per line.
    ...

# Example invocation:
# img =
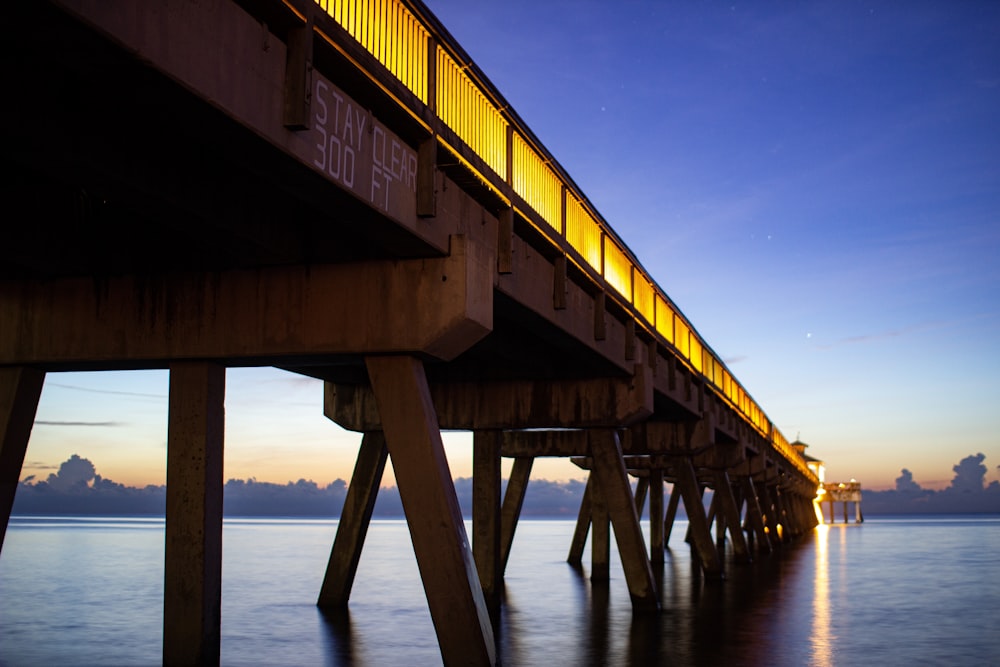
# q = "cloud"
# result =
<box><xmin>46</xmin><ymin>382</ymin><xmax>165</xmax><ymax>399</ymax></box>
<box><xmin>35</xmin><ymin>420</ymin><xmax>124</xmax><ymax>427</ymax></box>
<box><xmin>24</xmin><ymin>460</ymin><xmax>59</xmax><ymax>470</ymax></box>
<box><xmin>815</xmin><ymin>320</ymin><xmax>947</xmax><ymax>350</ymax></box>
<box><xmin>722</xmin><ymin>355</ymin><xmax>748</xmax><ymax>365</ymax></box>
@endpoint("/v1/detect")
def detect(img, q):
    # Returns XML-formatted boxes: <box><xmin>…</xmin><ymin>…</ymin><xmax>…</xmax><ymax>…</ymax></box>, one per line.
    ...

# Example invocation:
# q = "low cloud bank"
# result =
<box><xmin>12</xmin><ymin>453</ymin><xmax>1000</xmax><ymax>518</ymax></box>
<box><xmin>860</xmin><ymin>453</ymin><xmax>1000</xmax><ymax>514</ymax></box>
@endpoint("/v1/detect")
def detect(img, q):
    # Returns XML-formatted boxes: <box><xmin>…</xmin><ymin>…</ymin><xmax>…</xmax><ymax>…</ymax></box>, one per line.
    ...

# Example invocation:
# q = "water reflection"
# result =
<box><xmin>811</xmin><ymin>524</ymin><xmax>832</xmax><ymax>667</ymax></box>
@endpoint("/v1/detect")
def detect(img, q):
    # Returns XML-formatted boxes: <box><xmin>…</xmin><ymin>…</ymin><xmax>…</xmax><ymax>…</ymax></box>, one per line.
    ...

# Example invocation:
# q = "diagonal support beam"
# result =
<box><xmin>500</xmin><ymin>456</ymin><xmax>533</xmax><ymax>575</ymax></box>
<box><xmin>567</xmin><ymin>474</ymin><xmax>593</xmax><ymax>566</ymax></box>
<box><xmin>648</xmin><ymin>469</ymin><xmax>664</xmax><ymax>562</ymax></box>
<box><xmin>0</xmin><ymin>367</ymin><xmax>45</xmax><ymax>553</ymax></box>
<box><xmin>317</xmin><ymin>431</ymin><xmax>388</xmax><ymax>608</ymax></box>
<box><xmin>663</xmin><ymin>481</ymin><xmax>681</xmax><ymax>548</ymax></box>
<box><xmin>674</xmin><ymin>458</ymin><xmax>723</xmax><ymax>579</ymax></box>
<box><xmin>365</xmin><ymin>355</ymin><xmax>495</xmax><ymax>666</ymax></box>
<box><xmin>589</xmin><ymin>430</ymin><xmax>659</xmax><ymax>611</ymax></box>
<box><xmin>712</xmin><ymin>469</ymin><xmax>751</xmax><ymax>563</ymax></box>
<box><xmin>742</xmin><ymin>477</ymin><xmax>772</xmax><ymax>553</ymax></box>
<box><xmin>633</xmin><ymin>476</ymin><xmax>649</xmax><ymax>517</ymax></box>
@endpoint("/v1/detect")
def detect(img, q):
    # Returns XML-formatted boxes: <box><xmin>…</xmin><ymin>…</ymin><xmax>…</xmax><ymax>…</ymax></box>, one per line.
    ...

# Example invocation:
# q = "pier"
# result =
<box><xmin>2</xmin><ymin>1</ymin><xmax>822</xmax><ymax>664</ymax></box>
<box><xmin>822</xmin><ymin>481</ymin><xmax>864</xmax><ymax>524</ymax></box>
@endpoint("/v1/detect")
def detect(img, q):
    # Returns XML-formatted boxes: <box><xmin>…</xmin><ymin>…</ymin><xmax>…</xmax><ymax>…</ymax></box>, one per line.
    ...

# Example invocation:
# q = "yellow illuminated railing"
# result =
<box><xmin>565</xmin><ymin>195</ymin><xmax>602</xmax><ymax>271</ymax></box>
<box><xmin>633</xmin><ymin>278</ymin><xmax>655</xmax><ymax>327</ymax></box>
<box><xmin>316</xmin><ymin>0</ymin><xmax>429</xmax><ymax>104</ymax></box>
<box><xmin>436</xmin><ymin>48</ymin><xmax>507</xmax><ymax>178</ymax></box>
<box><xmin>602</xmin><ymin>239</ymin><xmax>633</xmax><ymax>302</ymax></box>
<box><xmin>654</xmin><ymin>295</ymin><xmax>674</xmax><ymax>344</ymax></box>
<box><xmin>311</xmin><ymin>0</ymin><xmax>815</xmax><ymax>483</ymax></box>
<box><xmin>512</xmin><ymin>132</ymin><xmax>562</xmax><ymax>230</ymax></box>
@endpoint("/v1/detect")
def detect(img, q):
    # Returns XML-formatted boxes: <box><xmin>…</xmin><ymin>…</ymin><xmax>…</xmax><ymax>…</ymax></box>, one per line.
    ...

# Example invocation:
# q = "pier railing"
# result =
<box><xmin>311</xmin><ymin>0</ymin><xmax>815</xmax><ymax>482</ymax></box>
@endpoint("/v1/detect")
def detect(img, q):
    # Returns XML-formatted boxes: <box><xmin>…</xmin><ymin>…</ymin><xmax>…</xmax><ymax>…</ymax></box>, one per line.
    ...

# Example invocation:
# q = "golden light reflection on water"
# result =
<box><xmin>811</xmin><ymin>524</ymin><xmax>833</xmax><ymax>667</ymax></box>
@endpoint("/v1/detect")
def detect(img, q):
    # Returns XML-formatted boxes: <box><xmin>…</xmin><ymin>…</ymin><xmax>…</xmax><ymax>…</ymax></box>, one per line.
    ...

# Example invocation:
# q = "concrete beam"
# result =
<box><xmin>500</xmin><ymin>429</ymin><xmax>590</xmax><ymax>457</ymax></box>
<box><xmin>326</xmin><ymin>363</ymin><xmax>653</xmax><ymax>431</ymax></box>
<box><xmin>0</xmin><ymin>367</ymin><xmax>45</xmax><ymax>552</ymax></box>
<box><xmin>1</xmin><ymin>236</ymin><xmax>492</xmax><ymax>368</ymax></box>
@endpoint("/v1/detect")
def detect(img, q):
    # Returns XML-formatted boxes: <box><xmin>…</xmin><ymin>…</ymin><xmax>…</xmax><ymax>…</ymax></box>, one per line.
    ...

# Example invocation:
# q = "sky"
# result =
<box><xmin>20</xmin><ymin>0</ymin><xmax>1000</xmax><ymax>492</ymax></box>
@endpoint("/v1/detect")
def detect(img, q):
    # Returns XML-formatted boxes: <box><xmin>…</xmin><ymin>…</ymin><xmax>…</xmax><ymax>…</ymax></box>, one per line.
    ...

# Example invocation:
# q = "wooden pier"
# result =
<box><xmin>822</xmin><ymin>481</ymin><xmax>864</xmax><ymax>524</ymax></box>
<box><xmin>1</xmin><ymin>1</ymin><xmax>822</xmax><ymax>664</ymax></box>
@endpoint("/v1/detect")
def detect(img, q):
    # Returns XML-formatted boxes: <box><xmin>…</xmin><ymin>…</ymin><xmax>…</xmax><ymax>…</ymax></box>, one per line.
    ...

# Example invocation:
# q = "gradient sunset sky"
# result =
<box><xmin>20</xmin><ymin>0</ymin><xmax>1000</xmax><ymax>492</ymax></box>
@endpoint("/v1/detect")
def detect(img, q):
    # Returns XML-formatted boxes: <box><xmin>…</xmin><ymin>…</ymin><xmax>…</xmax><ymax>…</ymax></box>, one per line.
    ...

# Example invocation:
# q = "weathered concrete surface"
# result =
<box><xmin>317</xmin><ymin>431</ymin><xmax>388</xmax><ymax>608</ymax></box>
<box><xmin>0</xmin><ymin>367</ymin><xmax>45</xmax><ymax>552</ymax></box>
<box><xmin>163</xmin><ymin>362</ymin><xmax>225</xmax><ymax>666</ymax></box>
<box><xmin>1</xmin><ymin>236</ymin><xmax>493</xmax><ymax>367</ymax></box>
<box><xmin>325</xmin><ymin>363</ymin><xmax>653</xmax><ymax>431</ymax></box>
<box><xmin>365</xmin><ymin>355</ymin><xmax>495</xmax><ymax>666</ymax></box>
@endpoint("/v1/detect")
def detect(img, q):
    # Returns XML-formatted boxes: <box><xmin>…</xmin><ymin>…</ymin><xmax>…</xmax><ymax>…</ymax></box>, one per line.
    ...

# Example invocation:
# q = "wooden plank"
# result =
<box><xmin>163</xmin><ymin>362</ymin><xmax>225</xmax><ymax>666</ymax></box>
<box><xmin>500</xmin><ymin>457</ymin><xmax>533</xmax><ymax>574</ymax></box>
<box><xmin>675</xmin><ymin>457</ymin><xmax>722</xmax><ymax>579</ymax></box>
<box><xmin>589</xmin><ymin>430</ymin><xmax>659</xmax><ymax>610</ymax></box>
<box><xmin>365</xmin><ymin>356</ymin><xmax>495</xmax><ymax>666</ymax></box>
<box><xmin>0</xmin><ymin>367</ymin><xmax>45</xmax><ymax>552</ymax></box>
<box><xmin>473</xmin><ymin>430</ymin><xmax>502</xmax><ymax>617</ymax></box>
<box><xmin>317</xmin><ymin>431</ymin><xmax>388</xmax><ymax>608</ymax></box>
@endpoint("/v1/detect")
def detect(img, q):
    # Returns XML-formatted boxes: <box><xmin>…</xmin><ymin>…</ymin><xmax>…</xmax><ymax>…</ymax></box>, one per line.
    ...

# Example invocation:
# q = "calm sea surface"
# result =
<box><xmin>1</xmin><ymin>515</ymin><xmax>998</xmax><ymax>666</ymax></box>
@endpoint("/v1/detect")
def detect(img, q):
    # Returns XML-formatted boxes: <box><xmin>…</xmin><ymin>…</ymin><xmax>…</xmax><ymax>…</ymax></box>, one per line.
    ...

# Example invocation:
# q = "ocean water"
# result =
<box><xmin>1</xmin><ymin>515</ymin><xmax>998</xmax><ymax>666</ymax></box>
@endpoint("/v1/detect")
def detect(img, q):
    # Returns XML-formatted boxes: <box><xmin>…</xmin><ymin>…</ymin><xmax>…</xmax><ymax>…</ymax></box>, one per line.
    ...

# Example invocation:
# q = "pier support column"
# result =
<box><xmin>589</xmin><ymin>430</ymin><xmax>659</xmax><ymax>611</ymax></box>
<box><xmin>163</xmin><ymin>362</ymin><xmax>225</xmax><ymax>667</ymax></box>
<box><xmin>648</xmin><ymin>469</ymin><xmax>664</xmax><ymax>562</ymax></box>
<box><xmin>633</xmin><ymin>477</ymin><xmax>649</xmax><ymax>516</ymax></box>
<box><xmin>365</xmin><ymin>356</ymin><xmax>495</xmax><ymax>667</ymax></box>
<box><xmin>740</xmin><ymin>477</ymin><xmax>771</xmax><ymax>554</ymax></box>
<box><xmin>591</xmin><ymin>472</ymin><xmax>611</xmax><ymax>581</ymax></box>
<box><xmin>473</xmin><ymin>430</ymin><xmax>502</xmax><ymax>617</ymax></box>
<box><xmin>500</xmin><ymin>456</ymin><xmax>533</xmax><ymax>575</ymax></box>
<box><xmin>567</xmin><ymin>475</ymin><xmax>593</xmax><ymax>565</ymax></box>
<box><xmin>663</xmin><ymin>482</ymin><xmax>681</xmax><ymax>548</ymax></box>
<box><xmin>318</xmin><ymin>431</ymin><xmax>388</xmax><ymax>608</ymax></box>
<box><xmin>713</xmin><ymin>470</ymin><xmax>750</xmax><ymax>563</ymax></box>
<box><xmin>0</xmin><ymin>367</ymin><xmax>45</xmax><ymax>553</ymax></box>
<box><xmin>676</xmin><ymin>458</ymin><xmax>722</xmax><ymax>578</ymax></box>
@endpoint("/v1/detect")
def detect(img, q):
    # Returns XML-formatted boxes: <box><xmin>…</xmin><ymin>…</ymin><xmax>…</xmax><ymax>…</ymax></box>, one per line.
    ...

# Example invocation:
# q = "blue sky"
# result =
<box><xmin>21</xmin><ymin>1</ymin><xmax>1000</xmax><ymax>491</ymax></box>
